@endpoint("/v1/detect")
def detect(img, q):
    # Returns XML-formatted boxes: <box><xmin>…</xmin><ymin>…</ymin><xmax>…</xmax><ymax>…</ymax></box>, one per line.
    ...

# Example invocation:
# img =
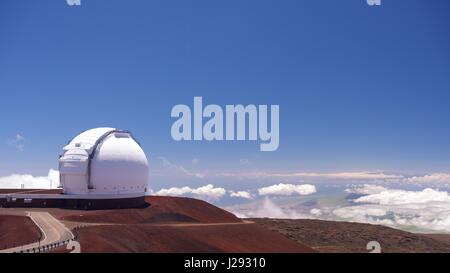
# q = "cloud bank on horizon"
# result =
<box><xmin>154</xmin><ymin>183</ymin><xmax>317</xmax><ymax>201</ymax></box>
<box><xmin>0</xmin><ymin>169</ymin><xmax>59</xmax><ymax>189</ymax></box>
<box><xmin>258</xmin><ymin>183</ymin><xmax>316</xmax><ymax>196</ymax></box>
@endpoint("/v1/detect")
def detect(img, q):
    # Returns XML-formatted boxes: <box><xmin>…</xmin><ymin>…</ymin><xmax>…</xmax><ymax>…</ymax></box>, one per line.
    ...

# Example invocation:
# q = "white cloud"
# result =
<box><xmin>155</xmin><ymin>184</ymin><xmax>226</xmax><ymax>200</ymax></box>
<box><xmin>191</xmin><ymin>184</ymin><xmax>226</xmax><ymax>199</ymax></box>
<box><xmin>7</xmin><ymin>134</ymin><xmax>26</xmax><ymax>152</ymax></box>
<box><xmin>258</xmin><ymin>183</ymin><xmax>316</xmax><ymax>196</ymax></box>
<box><xmin>155</xmin><ymin>186</ymin><xmax>193</xmax><ymax>196</ymax></box>
<box><xmin>355</xmin><ymin>188</ymin><xmax>450</xmax><ymax>205</ymax></box>
<box><xmin>345</xmin><ymin>184</ymin><xmax>388</xmax><ymax>195</ymax></box>
<box><xmin>310</xmin><ymin>208</ymin><xmax>322</xmax><ymax>216</ymax></box>
<box><xmin>230</xmin><ymin>198</ymin><xmax>306</xmax><ymax>219</ymax></box>
<box><xmin>0</xmin><ymin>169</ymin><xmax>59</xmax><ymax>189</ymax></box>
<box><xmin>229</xmin><ymin>190</ymin><xmax>253</xmax><ymax>200</ymax></box>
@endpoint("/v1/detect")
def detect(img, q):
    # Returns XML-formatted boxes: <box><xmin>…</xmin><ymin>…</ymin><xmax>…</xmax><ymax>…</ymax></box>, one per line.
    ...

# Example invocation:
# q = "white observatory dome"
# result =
<box><xmin>59</xmin><ymin>127</ymin><xmax>149</xmax><ymax>197</ymax></box>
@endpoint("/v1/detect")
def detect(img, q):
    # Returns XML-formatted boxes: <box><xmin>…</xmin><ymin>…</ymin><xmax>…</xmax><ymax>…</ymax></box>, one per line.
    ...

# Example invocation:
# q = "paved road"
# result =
<box><xmin>148</xmin><ymin>220</ymin><xmax>255</xmax><ymax>227</ymax></box>
<box><xmin>62</xmin><ymin>219</ymin><xmax>254</xmax><ymax>228</ymax></box>
<box><xmin>0</xmin><ymin>211</ymin><xmax>73</xmax><ymax>253</ymax></box>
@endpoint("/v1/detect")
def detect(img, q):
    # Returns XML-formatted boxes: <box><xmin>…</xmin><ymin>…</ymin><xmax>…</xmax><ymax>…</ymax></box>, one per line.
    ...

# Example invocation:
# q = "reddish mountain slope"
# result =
<box><xmin>60</xmin><ymin>196</ymin><xmax>241</xmax><ymax>224</ymax></box>
<box><xmin>0</xmin><ymin>215</ymin><xmax>41</xmax><ymax>249</ymax></box>
<box><xmin>75</xmin><ymin>223</ymin><xmax>313</xmax><ymax>253</ymax></box>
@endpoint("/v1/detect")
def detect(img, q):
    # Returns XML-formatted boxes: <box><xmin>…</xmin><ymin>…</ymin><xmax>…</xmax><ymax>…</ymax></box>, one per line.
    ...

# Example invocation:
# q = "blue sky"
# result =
<box><xmin>1</xmin><ymin>0</ymin><xmax>450</xmax><ymax>191</ymax></box>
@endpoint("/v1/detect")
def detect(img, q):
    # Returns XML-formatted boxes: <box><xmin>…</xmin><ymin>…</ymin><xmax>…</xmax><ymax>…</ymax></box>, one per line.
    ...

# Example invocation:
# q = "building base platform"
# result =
<box><xmin>0</xmin><ymin>190</ymin><xmax>147</xmax><ymax>210</ymax></box>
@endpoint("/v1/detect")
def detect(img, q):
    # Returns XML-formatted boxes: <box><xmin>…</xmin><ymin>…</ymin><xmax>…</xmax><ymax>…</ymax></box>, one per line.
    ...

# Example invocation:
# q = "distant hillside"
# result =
<box><xmin>252</xmin><ymin>218</ymin><xmax>450</xmax><ymax>253</ymax></box>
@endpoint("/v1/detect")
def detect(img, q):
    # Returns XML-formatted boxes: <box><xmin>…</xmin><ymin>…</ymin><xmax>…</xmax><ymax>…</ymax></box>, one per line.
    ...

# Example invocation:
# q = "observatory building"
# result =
<box><xmin>0</xmin><ymin>127</ymin><xmax>149</xmax><ymax>209</ymax></box>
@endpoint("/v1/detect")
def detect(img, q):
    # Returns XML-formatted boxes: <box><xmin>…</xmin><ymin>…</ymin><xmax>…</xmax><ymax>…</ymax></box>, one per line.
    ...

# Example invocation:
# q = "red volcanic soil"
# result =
<box><xmin>59</xmin><ymin>196</ymin><xmax>241</xmax><ymax>224</ymax></box>
<box><xmin>75</xmin><ymin>223</ymin><xmax>313</xmax><ymax>253</ymax></box>
<box><xmin>0</xmin><ymin>215</ymin><xmax>41</xmax><ymax>249</ymax></box>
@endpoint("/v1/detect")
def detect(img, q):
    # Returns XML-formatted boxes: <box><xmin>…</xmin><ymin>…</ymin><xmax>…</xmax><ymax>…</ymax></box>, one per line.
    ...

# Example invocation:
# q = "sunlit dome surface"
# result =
<box><xmin>59</xmin><ymin>127</ymin><xmax>149</xmax><ymax>196</ymax></box>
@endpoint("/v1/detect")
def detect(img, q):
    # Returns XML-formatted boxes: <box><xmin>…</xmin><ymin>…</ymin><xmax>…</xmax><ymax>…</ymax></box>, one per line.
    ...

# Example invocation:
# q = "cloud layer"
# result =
<box><xmin>229</xmin><ymin>184</ymin><xmax>450</xmax><ymax>233</ymax></box>
<box><xmin>0</xmin><ymin>169</ymin><xmax>59</xmax><ymax>189</ymax></box>
<box><xmin>154</xmin><ymin>182</ymin><xmax>317</xmax><ymax>201</ymax></box>
<box><xmin>258</xmin><ymin>183</ymin><xmax>316</xmax><ymax>196</ymax></box>
<box><xmin>336</xmin><ymin>187</ymin><xmax>450</xmax><ymax>232</ymax></box>
<box><xmin>355</xmin><ymin>188</ymin><xmax>450</xmax><ymax>205</ymax></box>
<box><xmin>229</xmin><ymin>190</ymin><xmax>253</xmax><ymax>200</ymax></box>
